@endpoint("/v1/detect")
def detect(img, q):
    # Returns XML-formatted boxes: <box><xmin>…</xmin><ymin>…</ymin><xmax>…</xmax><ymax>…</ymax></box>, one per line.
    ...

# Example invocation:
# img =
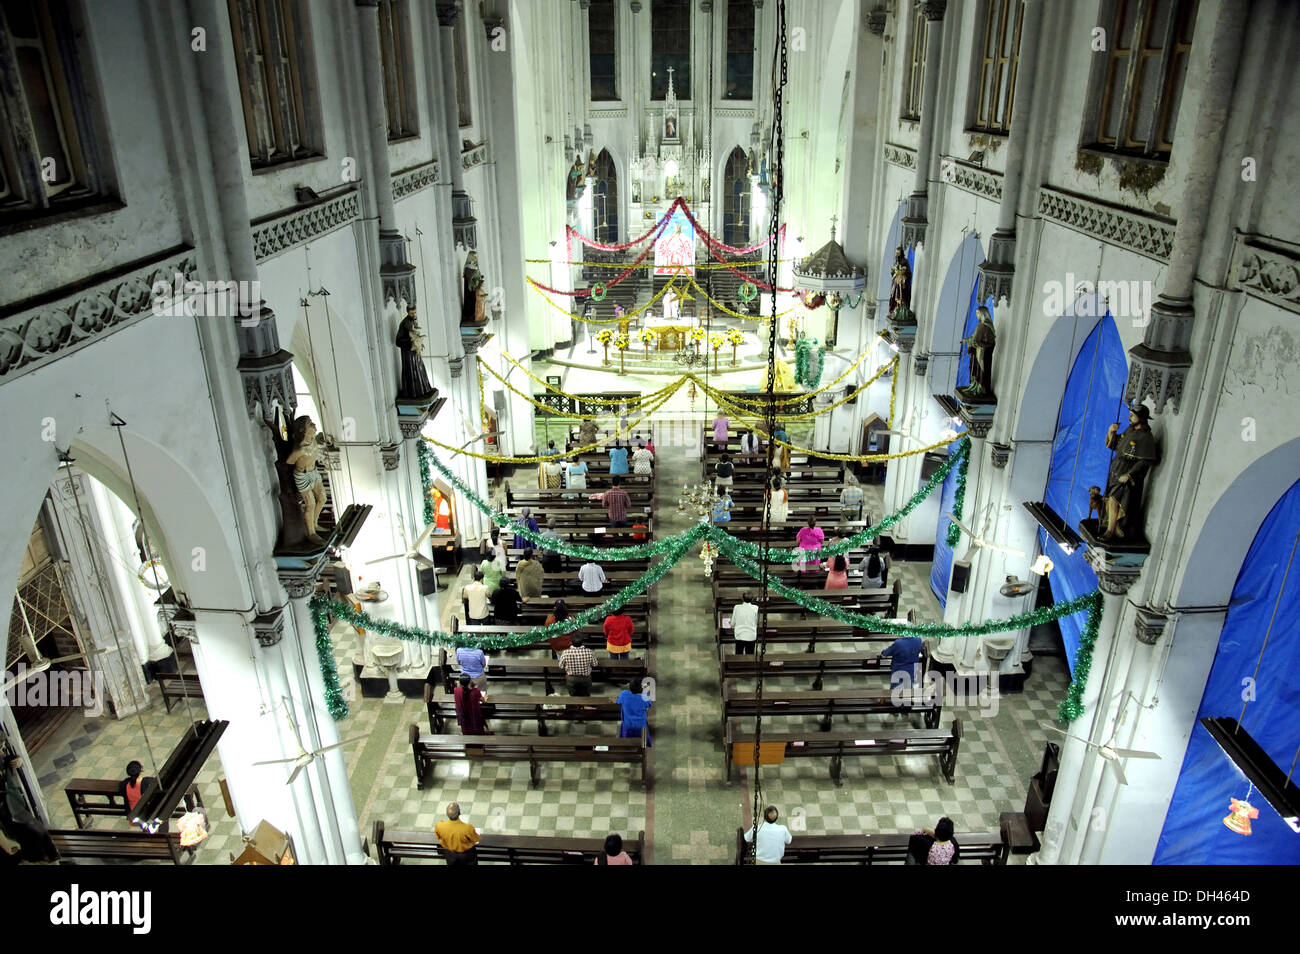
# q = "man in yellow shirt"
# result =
<box><xmin>434</xmin><ymin>802</ymin><xmax>482</xmax><ymax>865</ymax></box>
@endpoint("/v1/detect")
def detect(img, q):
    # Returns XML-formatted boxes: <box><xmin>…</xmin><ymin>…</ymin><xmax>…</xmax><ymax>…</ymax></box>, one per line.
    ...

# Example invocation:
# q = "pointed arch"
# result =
<box><xmin>723</xmin><ymin>146</ymin><xmax>750</xmax><ymax>247</ymax></box>
<box><xmin>593</xmin><ymin>148</ymin><xmax>619</xmax><ymax>245</ymax></box>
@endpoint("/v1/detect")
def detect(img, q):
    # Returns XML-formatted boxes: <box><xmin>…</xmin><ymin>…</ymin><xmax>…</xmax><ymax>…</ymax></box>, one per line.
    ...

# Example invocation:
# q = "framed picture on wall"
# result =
<box><xmin>664</xmin><ymin>115</ymin><xmax>678</xmax><ymax>141</ymax></box>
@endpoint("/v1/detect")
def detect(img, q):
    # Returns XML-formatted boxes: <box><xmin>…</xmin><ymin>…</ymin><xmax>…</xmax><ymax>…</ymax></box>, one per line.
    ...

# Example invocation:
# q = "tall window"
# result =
<box><xmin>902</xmin><ymin>7</ymin><xmax>927</xmax><ymax>120</ymax></box>
<box><xmin>724</xmin><ymin>0</ymin><xmax>754</xmax><ymax>100</ymax></box>
<box><xmin>228</xmin><ymin>0</ymin><xmax>319</xmax><ymax>167</ymax></box>
<box><xmin>651</xmin><ymin>0</ymin><xmax>690</xmax><ymax>100</ymax></box>
<box><xmin>1090</xmin><ymin>0</ymin><xmax>1196</xmax><ymax>157</ymax></box>
<box><xmin>723</xmin><ymin>147</ymin><xmax>749</xmax><ymax>246</ymax></box>
<box><xmin>593</xmin><ymin>149</ymin><xmax>619</xmax><ymax>244</ymax></box>
<box><xmin>0</xmin><ymin>0</ymin><xmax>111</xmax><ymax>224</ymax></box>
<box><xmin>378</xmin><ymin>0</ymin><xmax>416</xmax><ymax>139</ymax></box>
<box><xmin>588</xmin><ymin>0</ymin><xmax>617</xmax><ymax>101</ymax></box>
<box><xmin>454</xmin><ymin>13</ymin><xmax>471</xmax><ymax>127</ymax></box>
<box><xmin>972</xmin><ymin>0</ymin><xmax>1023</xmax><ymax>133</ymax></box>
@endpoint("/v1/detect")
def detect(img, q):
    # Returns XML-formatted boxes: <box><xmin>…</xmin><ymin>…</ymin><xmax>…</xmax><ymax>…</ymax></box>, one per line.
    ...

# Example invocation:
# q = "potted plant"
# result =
<box><xmin>596</xmin><ymin>327</ymin><xmax>614</xmax><ymax>366</ymax></box>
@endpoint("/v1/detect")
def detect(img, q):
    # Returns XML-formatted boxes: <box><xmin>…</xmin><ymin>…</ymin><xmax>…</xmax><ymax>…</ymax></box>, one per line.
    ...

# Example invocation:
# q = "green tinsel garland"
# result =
<box><xmin>793</xmin><ymin>337</ymin><xmax>825</xmax><ymax>389</ymax></box>
<box><xmin>945</xmin><ymin>439</ymin><xmax>970</xmax><ymax>547</ymax></box>
<box><xmin>1056</xmin><ymin>590</ymin><xmax>1104</xmax><ymax>724</ymax></box>
<box><xmin>417</xmin><ymin>439</ymin><xmax>435</xmax><ymax>528</ymax></box>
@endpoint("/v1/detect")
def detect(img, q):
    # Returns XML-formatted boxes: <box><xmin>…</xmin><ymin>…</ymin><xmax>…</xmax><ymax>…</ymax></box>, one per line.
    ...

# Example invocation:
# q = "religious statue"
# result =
<box><xmin>586</xmin><ymin>149</ymin><xmax>597</xmax><ymax>179</ymax></box>
<box><xmin>395</xmin><ymin>306</ymin><xmax>435</xmax><ymax>401</ymax></box>
<box><xmin>961</xmin><ymin>305</ymin><xmax>996</xmax><ymax>399</ymax></box>
<box><xmin>1098</xmin><ymin>405</ymin><xmax>1160</xmax><ymax>542</ymax></box>
<box><xmin>566</xmin><ymin>156</ymin><xmax>586</xmax><ymax>202</ymax></box>
<box><xmin>461</xmin><ymin>251</ymin><xmax>487</xmax><ymax>326</ymax></box>
<box><xmin>285</xmin><ymin>416</ymin><xmax>326</xmax><ymax>545</ymax></box>
<box><xmin>888</xmin><ymin>246</ymin><xmax>913</xmax><ymax>321</ymax></box>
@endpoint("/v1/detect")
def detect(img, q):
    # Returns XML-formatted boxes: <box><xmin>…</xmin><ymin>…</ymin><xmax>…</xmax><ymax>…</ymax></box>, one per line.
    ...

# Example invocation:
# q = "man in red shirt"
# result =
<box><xmin>603</xmin><ymin>611</ymin><xmax>635</xmax><ymax>658</ymax></box>
<box><xmin>602</xmin><ymin>476</ymin><xmax>631</xmax><ymax>527</ymax></box>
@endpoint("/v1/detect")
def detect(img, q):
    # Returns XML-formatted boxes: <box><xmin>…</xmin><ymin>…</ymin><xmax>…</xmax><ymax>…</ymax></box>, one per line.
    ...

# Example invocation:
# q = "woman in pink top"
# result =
<box><xmin>712</xmin><ymin>413</ymin><xmax>730</xmax><ymax>450</ymax></box>
<box><xmin>594</xmin><ymin>833</ymin><xmax>635</xmax><ymax>865</ymax></box>
<box><xmin>794</xmin><ymin>517</ymin><xmax>824</xmax><ymax>573</ymax></box>
<box><xmin>823</xmin><ymin>554</ymin><xmax>849</xmax><ymax>589</ymax></box>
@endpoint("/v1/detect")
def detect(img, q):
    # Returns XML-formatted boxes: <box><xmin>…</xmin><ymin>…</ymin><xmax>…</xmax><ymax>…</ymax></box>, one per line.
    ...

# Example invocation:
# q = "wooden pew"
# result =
<box><xmin>424</xmin><ymin>688</ymin><xmax>623</xmax><ymax>735</ymax></box>
<box><xmin>154</xmin><ymin>671</ymin><xmax>204</xmax><ymax>713</ymax></box>
<box><xmin>372</xmin><ymin>820</ymin><xmax>646</xmax><ymax>865</ymax></box>
<box><xmin>716</xmin><ymin>619</ymin><xmax>900</xmax><ymax>654</ymax></box>
<box><xmin>64</xmin><ymin>778</ymin><xmax>204</xmax><ymax>830</ymax></box>
<box><xmin>499</xmin><ymin>566</ymin><xmax>646</xmax><ymax>599</ymax></box>
<box><xmin>454</xmin><ymin>621</ymin><xmax>652</xmax><ymax>652</ymax></box>
<box><xmin>503</xmin><ymin>512</ymin><xmax>657</xmax><ymax>535</ymax></box>
<box><xmin>721</xmin><ymin>684</ymin><xmax>943</xmax><ymax>730</ymax></box>
<box><xmin>733</xmin><ymin>823</ymin><xmax>1010</xmax><ymax>865</ymax></box>
<box><xmin>723</xmin><ymin>718</ymin><xmax>961</xmax><ymax>784</ymax></box>
<box><xmin>433</xmin><ymin>648</ymin><xmax>645</xmax><ymax>693</ymax></box>
<box><xmin>506</xmin><ymin>485</ymin><xmax>655</xmax><ymax>509</ymax></box>
<box><xmin>409</xmin><ymin>725</ymin><xmax>648</xmax><ymax>789</ymax></box>
<box><xmin>49</xmin><ymin>828</ymin><xmax>194</xmax><ymax>864</ymax></box>
<box><xmin>516</xmin><ymin>593</ymin><xmax>652</xmax><ymax>626</ymax></box>
<box><xmin>718</xmin><ymin>648</ymin><xmax>925</xmax><ymax>691</ymax></box>
<box><xmin>712</xmin><ymin>581</ymin><xmax>900</xmax><ymax>624</ymax></box>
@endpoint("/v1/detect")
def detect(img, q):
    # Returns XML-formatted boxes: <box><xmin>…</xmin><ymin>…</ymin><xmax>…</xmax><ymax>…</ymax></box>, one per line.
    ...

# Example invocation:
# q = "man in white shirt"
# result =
<box><xmin>631</xmin><ymin>442</ymin><xmax>655</xmax><ymax>475</ymax></box>
<box><xmin>578</xmin><ymin>560</ymin><xmax>607</xmax><ymax>593</ymax></box>
<box><xmin>730</xmin><ymin>591</ymin><xmax>759</xmax><ymax>655</ymax></box>
<box><xmin>743</xmin><ymin>806</ymin><xmax>793</xmax><ymax>864</ymax></box>
<box><xmin>462</xmin><ymin>570</ymin><xmax>492</xmax><ymax>624</ymax></box>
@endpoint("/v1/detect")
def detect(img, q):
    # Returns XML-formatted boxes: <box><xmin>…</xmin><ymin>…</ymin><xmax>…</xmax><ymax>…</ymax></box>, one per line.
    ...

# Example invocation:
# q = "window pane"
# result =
<box><xmin>651</xmin><ymin>0</ymin><xmax>690</xmax><ymax>100</ymax></box>
<box><xmin>1126</xmin><ymin>52</ymin><xmax>1159</xmax><ymax>147</ymax></box>
<box><xmin>454</xmin><ymin>15</ymin><xmax>471</xmax><ymax>126</ymax></box>
<box><xmin>725</xmin><ymin>0</ymin><xmax>754</xmax><ymax>100</ymax></box>
<box><xmin>16</xmin><ymin>47</ymin><xmax>71</xmax><ymax>187</ymax></box>
<box><xmin>1114</xmin><ymin>0</ymin><xmax>1136</xmax><ymax>49</ymax></box>
<box><xmin>589</xmin><ymin>0</ymin><xmax>617</xmax><ymax>100</ymax></box>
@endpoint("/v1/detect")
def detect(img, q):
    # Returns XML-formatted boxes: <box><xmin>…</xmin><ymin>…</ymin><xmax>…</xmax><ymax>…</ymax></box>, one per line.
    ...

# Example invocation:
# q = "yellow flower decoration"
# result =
<box><xmin>687</xmin><ymin>327</ymin><xmax>706</xmax><ymax>343</ymax></box>
<box><xmin>638</xmin><ymin>328</ymin><xmax>658</xmax><ymax>342</ymax></box>
<box><xmin>709</xmin><ymin>331</ymin><xmax>726</xmax><ymax>349</ymax></box>
<box><xmin>596</xmin><ymin>328</ymin><xmax>614</xmax><ymax>345</ymax></box>
<box><xmin>613</xmin><ymin>333</ymin><xmax>630</xmax><ymax>350</ymax></box>
<box><xmin>726</xmin><ymin>328</ymin><xmax>746</xmax><ymax>345</ymax></box>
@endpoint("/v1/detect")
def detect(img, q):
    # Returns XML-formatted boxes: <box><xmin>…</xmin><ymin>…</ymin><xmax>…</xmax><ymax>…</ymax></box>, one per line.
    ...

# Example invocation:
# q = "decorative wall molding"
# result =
<box><xmin>940</xmin><ymin>156</ymin><xmax>1003</xmax><ymax>201</ymax></box>
<box><xmin>1229</xmin><ymin>234</ymin><xmax>1300</xmax><ymax>314</ymax></box>
<box><xmin>392</xmin><ymin>160</ymin><xmax>439</xmax><ymax>200</ymax></box>
<box><xmin>461</xmin><ymin>141</ymin><xmax>489</xmax><ymax>171</ymax></box>
<box><xmin>590</xmin><ymin>108</ymin><xmax>630</xmax><ymax>119</ymax></box>
<box><xmin>883</xmin><ymin>143</ymin><xmax>917</xmax><ymax>171</ymax></box>
<box><xmin>1036</xmin><ymin>187</ymin><xmax>1175</xmax><ymax>263</ymax></box>
<box><xmin>713</xmin><ymin>108</ymin><xmax>756</xmax><ymax>118</ymax></box>
<box><xmin>252</xmin><ymin>189</ymin><xmax>361</xmax><ymax>262</ymax></box>
<box><xmin>1</xmin><ymin>248</ymin><xmax>198</xmax><ymax>383</ymax></box>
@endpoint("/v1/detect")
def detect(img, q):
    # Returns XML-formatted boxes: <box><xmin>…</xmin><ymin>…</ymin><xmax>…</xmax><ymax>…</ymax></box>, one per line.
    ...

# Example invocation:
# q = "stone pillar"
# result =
<box><xmin>900</xmin><ymin>0</ymin><xmax>947</xmax><ymax>251</ymax></box>
<box><xmin>436</xmin><ymin>2</ymin><xmax>478</xmax><ymax>250</ymax></box>
<box><xmin>1031</xmin><ymin>554</ymin><xmax>1141</xmax><ymax>865</ymax></box>
<box><xmin>1125</xmin><ymin>2</ymin><xmax>1250</xmax><ymax>414</ymax></box>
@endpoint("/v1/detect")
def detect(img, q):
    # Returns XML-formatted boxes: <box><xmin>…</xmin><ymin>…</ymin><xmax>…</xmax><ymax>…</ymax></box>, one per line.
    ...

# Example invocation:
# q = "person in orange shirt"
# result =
<box><xmin>119</xmin><ymin>761</ymin><xmax>157</xmax><ymax>818</ymax></box>
<box><xmin>434</xmin><ymin>802</ymin><xmax>482</xmax><ymax>865</ymax></box>
<box><xmin>603</xmin><ymin>611</ymin><xmax>635</xmax><ymax>659</ymax></box>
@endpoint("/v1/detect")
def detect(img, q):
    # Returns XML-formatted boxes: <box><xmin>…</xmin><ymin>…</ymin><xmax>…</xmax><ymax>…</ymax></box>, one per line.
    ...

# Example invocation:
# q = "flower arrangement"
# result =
<box><xmin>726</xmin><ymin>328</ymin><xmax>745</xmax><ymax>346</ymax></box>
<box><xmin>687</xmin><ymin>327</ymin><xmax>706</xmax><ymax>344</ymax></box>
<box><xmin>596</xmin><ymin>328</ymin><xmax>614</xmax><ymax>345</ymax></box>
<box><xmin>709</xmin><ymin>331</ymin><xmax>726</xmax><ymax>350</ymax></box>
<box><xmin>613</xmin><ymin>333</ymin><xmax>629</xmax><ymax>350</ymax></box>
<box><xmin>638</xmin><ymin>328</ymin><xmax>658</xmax><ymax>343</ymax></box>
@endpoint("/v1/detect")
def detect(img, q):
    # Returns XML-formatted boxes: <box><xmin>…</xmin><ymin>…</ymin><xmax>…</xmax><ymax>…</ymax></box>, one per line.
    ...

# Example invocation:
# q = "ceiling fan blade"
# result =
<box><xmin>1110</xmin><ymin>747</ymin><xmax>1161</xmax><ymax>760</ymax></box>
<box><xmin>252</xmin><ymin>757</ymin><xmax>301</xmax><ymax>767</ymax></box>
<box><xmin>285</xmin><ymin>762</ymin><xmax>307</xmax><ymax>785</ymax></box>
<box><xmin>1042</xmin><ymin>724</ymin><xmax>1096</xmax><ymax>748</ymax></box>
<box><xmin>314</xmin><ymin>736</ymin><xmax>368</xmax><ymax>755</ymax></box>
<box><xmin>365</xmin><ymin>553</ymin><xmax>407</xmax><ymax>566</ymax></box>
<box><xmin>413</xmin><ymin>522</ymin><xmax>437</xmax><ymax>549</ymax></box>
<box><xmin>1107</xmin><ymin>758</ymin><xmax>1129</xmax><ymax>786</ymax></box>
<box><xmin>43</xmin><ymin>648</ymin><xmax>110</xmax><ymax>666</ymax></box>
<box><xmin>411</xmin><ymin>554</ymin><xmax>437</xmax><ymax>570</ymax></box>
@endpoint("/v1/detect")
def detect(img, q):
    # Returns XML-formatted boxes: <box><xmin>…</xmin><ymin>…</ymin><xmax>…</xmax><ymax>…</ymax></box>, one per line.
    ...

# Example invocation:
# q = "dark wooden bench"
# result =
<box><xmin>452</xmin><ymin>620</ymin><xmax>651</xmax><ymax>652</ymax></box>
<box><xmin>713</xmin><ymin>581</ymin><xmax>900</xmax><ymax>623</ymax></box>
<box><xmin>733</xmin><ymin>822</ymin><xmax>1009</xmax><ymax>864</ymax></box>
<box><xmin>154</xmin><ymin>671</ymin><xmax>204</xmax><ymax>713</ymax></box>
<box><xmin>722</xmin><ymin>684</ymin><xmax>943</xmax><ymax>730</ymax></box>
<box><xmin>724</xmin><ymin>718</ymin><xmax>961</xmax><ymax>784</ymax></box>
<box><xmin>64</xmin><ymin>778</ymin><xmax>204</xmax><ymax>830</ymax></box>
<box><xmin>500</xmin><ymin>567</ymin><xmax>646</xmax><ymax>599</ymax></box>
<box><xmin>506</xmin><ymin>486</ymin><xmax>655</xmax><ymax>508</ymax></box>
<box><xmin>371</xmin><ymin>820</ymin><xmax>646</xmax><ymax>865</ymax></box>
<box><xmin>433</xmin><ymin>648</ymin><xmax>645</xmax><ymax>693</ymax></box>
<box><xmin>716</xmin><ymin>618</ymin><xmax>898</xmax><ymax>653</ymax></box>
<box><xmin>424</xmin><ymin>686</ymin><xmax>624</xmax><ymax>735</ymax></box>
<box><xmin>49</xmin><ymin>828</ymin><xmax>194</xmax><ymax>864</ymax></box>
<box><xmin>719</xmin><ymin>648</ymin><xmax>925</xmax><ymax>690</ymax></box>
<box><xmin>409</xmin><ymin>725</ymin><xmax>648</xmax><ymax>789</ymax></box>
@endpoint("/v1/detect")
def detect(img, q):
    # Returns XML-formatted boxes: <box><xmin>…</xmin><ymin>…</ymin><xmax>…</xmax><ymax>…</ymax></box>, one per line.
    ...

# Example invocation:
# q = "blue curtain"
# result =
<box><xmin>929</xmin><ymin>439</ymin><xmax>962</xmax><ymax>609</ymax></box>
<box><xmin>1155</xmin><ymin>476</ymin><xmax>1300</xmax><ymax>864</ymax></box>
<box><xmin>955</xmin><ymin>292</ymin><xmax>994</xmax><ymax>390</ymax></box>
<box><xmin>1040</xmin><ymin>314</ymin><xmax>1127</xmax><ymax>672</ymax></box>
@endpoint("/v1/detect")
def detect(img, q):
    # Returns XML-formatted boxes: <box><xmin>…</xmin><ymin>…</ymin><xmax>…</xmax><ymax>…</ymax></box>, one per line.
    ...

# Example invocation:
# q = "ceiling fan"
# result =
<box><xmin>253</xmin><ymin>699</ymin><xmax>368</xmax><ymax>785</ymax></box>
<box><xmin>946</xmin><ymin>506</ymin><xmax>1026</xmax><ymax>558</ymax></box>
<box><xmin>1041</xmin><ymin>722</ymin><xmax>1161</xmax><ymax>786</ymax></box>
<box><xmin>0</xmin><ymin>648</ymin><xmax>109</xmax><ymax>694</ymax></box>
<box><xmin>365</xmin><ymin>518</ymin><xmax>437</xmax><ymax>571</ymax></box>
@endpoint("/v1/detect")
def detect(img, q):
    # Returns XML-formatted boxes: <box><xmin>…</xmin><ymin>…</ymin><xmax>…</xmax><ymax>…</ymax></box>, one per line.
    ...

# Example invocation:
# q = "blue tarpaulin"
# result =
<box><xmin>1155</xmin><ymin>476</ymin><xmax>1300</xmax><ymax>864</ymax></box>
<box><xmin>1040</xmin><ymin>314</ymin><xmax>1126</xmax><ymax>673</ymax></box>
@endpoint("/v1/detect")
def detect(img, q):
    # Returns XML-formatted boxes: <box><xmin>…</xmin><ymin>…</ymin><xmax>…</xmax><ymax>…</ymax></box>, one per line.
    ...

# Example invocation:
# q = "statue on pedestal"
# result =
<box><xmin>285</xmin><ymin>416</ymin><xmax>326</xmax><ymax>545</ymax></box>
<box><xmin>461</xmin><ymin>252</ymin><xmax>486</xmax><ymax>326</ymax></box>
<box><xmin>961</xmin><ymin>305</ymin><xmax>996</xmax><ymax>400</ymax></box>
<box><xmin>566</xmin><ymin>157</ymin><xmax>586</xmax><ymax>201</ymax></box>
<box><xmin>1099</xmin><ymin>405</ymin><xmax>1160</xmax><ymax>542</ymax></box>
<box><xmin>396</xmin><ymin>306</ymin><xmax>435</xmax><ymax>401</ymax></box>
<box><xmin>888</xmin><ymin>246</ymin><xmax>913</xmax><ymax>321</ymax></box>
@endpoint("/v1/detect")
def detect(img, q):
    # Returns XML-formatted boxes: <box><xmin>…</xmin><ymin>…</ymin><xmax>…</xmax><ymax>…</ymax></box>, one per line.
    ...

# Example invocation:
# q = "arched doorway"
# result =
<box><xmin>723</xmin><ymin>146</ymin><xmax>750</xmax><ymax>247</ymax></box>
<box><xmin>593</xmin><ymin>149</ymin><xmax>619</xmax><ymax>245</ymax></box>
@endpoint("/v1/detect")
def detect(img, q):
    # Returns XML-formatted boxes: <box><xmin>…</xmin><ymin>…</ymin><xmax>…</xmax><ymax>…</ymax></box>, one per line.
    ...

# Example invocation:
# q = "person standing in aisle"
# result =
<box><xmin>731</xmin><ymin>591</ymin><xmax>759</xmax><ymax>655</ymax></box>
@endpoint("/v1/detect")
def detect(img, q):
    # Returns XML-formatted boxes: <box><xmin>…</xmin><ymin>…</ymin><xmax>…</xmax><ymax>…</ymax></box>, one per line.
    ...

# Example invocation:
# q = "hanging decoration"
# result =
<box><xmin>1223</xmin><ymin>796</ymin><xmax>1259</xmax><ymax>836</ymax></box>
<box><xmin>416</xmin><ymin>439</ymin><xmax>435</xmax><ymax>527</ymax></box>
<box><xmin>589</xmin><ymin>282</ymin><xmax>608</xmax><ymax>302</ymax></box>
<box><xmin>946</xmin><ymin>442</ymin><xmax>971</xmax><ymax>547</ymax></box>
<box><xmin>738</xmin><ymin>281</ymin><xmax>758</xmax><ymax>303</ymax></box>
<box><xmin>793</xmin><ymin>337</ymin><xmax>825</xmax><ymax>388</ymax></box>
<box><xmin>700</xmin><ymin>540</ymin><xmax>719</xmax><ymax>576</ymax></box>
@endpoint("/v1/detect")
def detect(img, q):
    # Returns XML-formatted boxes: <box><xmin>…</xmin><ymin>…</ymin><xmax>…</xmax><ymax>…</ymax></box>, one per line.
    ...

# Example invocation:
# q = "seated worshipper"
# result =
<box><xmin>794</xmin><ymin>517</ymin><xmax>825</xmax><ymax>573</ymax></box>
<box><xmin>616</xmin><ymin>677</ymin><xmax>653</xmax><ymax>745</ymax></box>
<box><xmin>542</xmin><ymin>456</ymin><xmax>564</xmax><ymax>490</ymax></box>
<box><xmin>566</xmin><ymin>458</ymin><xmax>590</xmax><ymax>491</ymax></box>
<box><xmin>512</xmin><ymin>507</ymin><xmax>540</xmax><ymax>549</ymax></box>
<box><xmin>479</xmin><ymin>527</ymin><xmax>507</xmax><ymax>570</ymax></box>
<box><xmin>453</xmin><ymin>676</ymin><xmax>488</xmax><ymax>735</ymax></box>
<box><xmin>119</xmin><ymin>761</ymin><xmax>158</xmax><ymax>818</ymax></box>
<box><xmin>743</xmin><ymin>806</ymin><xmax>793</xmax><ymax>865</ymax></box>
<box><xmin>712</xmin><ymin>412</ymin><xmax>730</xmax><ymax>451</ymax></box>
<box><xmin>916</xmin><ymin>817</ymin><xmax>959</xmax><ymax>865</ymax></box>
<box><xmin>739</xmin><ymin>429</ymin><xmax>762</xmax><ymax>459</ymax></box>
<box><xmin>608</xmin><ymin>440</ymin><xmax>630</xmax><ymax>476</ymax></box>
<box><xmin>769</xmin><ymin>425</ymin><xmax>791</xmax><ymax>471</ymax></box>
<box><xmin>559</xmin><ymin>635</ymin><xmax>596</xmax><ymax>695</ymax></box>
<box><xmin>766</xmin><ymin>476</ymin><xmax>790</xmax><ymax>523</ymax></box>
<box><xmin>477</xmin><ymin>555</ymin><xmax>503</xmax><ymax>593</ymax></box>
<box><xmin>515</xmin><ymin>549</ymin><xmax>544</xmax><ymax>600</ymax></box>
<box><xmin>881</xmin><ymin>634</ymin><xmax>925</xmax><ymax>692</ymax></box>
<box><xmin>455</xmin><ymin>644</ymin><xmax>488</xmax><ymax>690</ymax></box>
<box><xmin>823</xmin><ymin>553</ymin><xmax>850</xmax><ymax>589</ymax></box>
<box><xmin>491</xmin><ymin>581</ymin><xmax>521</xmax><ymax>623</ymax></box>
<box><xmin>579</xmin><ymin>559</ymin><xmax>607</xmax><ymax>594</ymax></box>
<box><xmin>539</xmin><ymin>517</ymin><xmax>565</xmax><ymax>572</ymax></box>
<box><xmin>434</xmin><ymin>803</ymin><xmax>481</xmax><ymax>866</ymax></box>
<box><xmin>712</xmin><ymin>490</ymin><xmax>734</xmax><ymax>524</ymax></box>
<box><xmin>545</xmin><ymin>599</ymin><xmax>572</xmax><ymax>659</ymax></box>
<box><xmin>462</xmin><ymin>570</ymin><xmax>492</xmax><ymax>624</ymax></box>
<box><xmin>731</xmin><ymin>591</ymin><xmax>759</xmax><ymax>655</ymax></box>
<box><xmin>632</xmin><ymin>441</ymin><xmax>655</xmax><ymax>475</ymax></box>
<box><xmin>538</xmin><ymin>440</ymin><xmax>562</xmax><ymax>488</ymax></box>
<box><xmin>603</xmin><ymin>611</ymin><xmax>635</xmax><ymax>659</ymax></box>
<box><xmin>858</xmin><ymin>547</ymin><xmax>889</xmax><ymax>589</ymax></box>
<box><xmin>714</xmin><ymin>454</ymin><xmax>735</xmax><ymax>491</ymax></box>
<box><xmin>601</xmin><ymin>476</ymin><xmax>631</xmax><ymax>527</ymax></box>
<box><xmin>839</xmin><ymin>472</ymin><xmax>865</xmax><ymax>521</ymax></box>
<box><xmin>643</xmin><ymin>433</ymin><xmax>656</xmax><ymax>455</ymax></box>
<box><xmin>594</xmin><ymin>833</ymin><xmax>634</xmax><ymax>866</ymax></box>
